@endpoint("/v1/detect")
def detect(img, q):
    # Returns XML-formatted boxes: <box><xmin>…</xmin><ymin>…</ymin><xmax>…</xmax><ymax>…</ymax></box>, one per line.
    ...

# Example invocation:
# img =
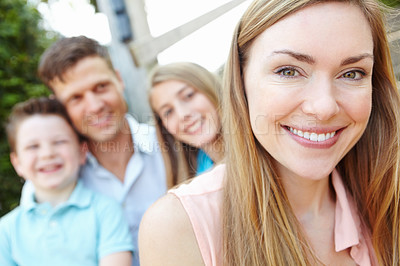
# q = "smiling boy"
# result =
<box><xmin>0</xmin><ymin>97</ymin><xmax>133</xmax><ymax>266</ymax></box>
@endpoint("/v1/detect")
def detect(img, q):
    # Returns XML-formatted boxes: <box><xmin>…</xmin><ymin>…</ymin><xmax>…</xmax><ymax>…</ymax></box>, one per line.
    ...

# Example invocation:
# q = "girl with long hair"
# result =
<box><xmin>149</xmin><ymin>62</ymin><xmax>224</xmax><ymax>187</ymax></box>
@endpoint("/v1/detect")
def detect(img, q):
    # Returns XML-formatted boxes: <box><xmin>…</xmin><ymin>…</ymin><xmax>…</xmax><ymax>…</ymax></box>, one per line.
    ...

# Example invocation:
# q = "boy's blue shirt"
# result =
<box><xmin>21</xmin><ymin>115</ymin><xmax>167</xmax><ymax>266</ymax></box>
<box><xmin>0</xmin><ymin>180</ymin><xmax>133</xmax><ymax>266</ymax></box>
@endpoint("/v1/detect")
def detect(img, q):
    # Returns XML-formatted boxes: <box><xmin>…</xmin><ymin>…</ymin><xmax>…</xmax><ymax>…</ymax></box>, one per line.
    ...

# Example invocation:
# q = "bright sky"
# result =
<box><xmin>35</xmin><ymin>0</ymin><xmax>251</xmax><ymax>72</ymax></box>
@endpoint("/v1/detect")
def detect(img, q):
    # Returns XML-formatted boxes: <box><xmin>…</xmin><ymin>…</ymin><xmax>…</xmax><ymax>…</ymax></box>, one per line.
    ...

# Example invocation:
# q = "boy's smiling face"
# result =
<box><xmin>11</xmin><ymin>115</ymin><xmax>86</xmax><ymax>197</ymax></box>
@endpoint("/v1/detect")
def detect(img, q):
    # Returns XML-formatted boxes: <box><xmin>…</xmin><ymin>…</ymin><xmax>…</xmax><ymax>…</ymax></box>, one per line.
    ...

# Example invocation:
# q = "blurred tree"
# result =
<box><xmin>380</xmin><ymin>0</ymin><xmax>400</xmax><ymax>7</ymax></box>
<box><xmin>0</xmin><ymin>0</ymin><xmax>55</xmax><ymax>216</ymax></box>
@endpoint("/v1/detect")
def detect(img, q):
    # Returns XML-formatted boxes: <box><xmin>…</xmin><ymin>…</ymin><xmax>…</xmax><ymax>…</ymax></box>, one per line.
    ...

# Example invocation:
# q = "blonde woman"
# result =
<box><xmin>139</xmin><ymin>0</ymin><xmax>400</xmax><ymax>265</ymax></box>
<box><xmin>149</xmin><ymin>62</ymin><xmax>224</xmax><ymax>188</ymax></box>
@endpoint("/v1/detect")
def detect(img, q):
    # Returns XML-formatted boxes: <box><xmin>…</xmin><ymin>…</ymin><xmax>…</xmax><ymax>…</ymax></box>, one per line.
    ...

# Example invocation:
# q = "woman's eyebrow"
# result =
<box><xmin>270</xmin><ymin>50</ymin><xmax>374</xmax><ymax>67</ymax></box>
<box><xmin>177</xmin><ymin>85</ymin><xmax>190</xmax><ymax>95</ymax></box>
<box><xmin>271</xmin><ymin>50</ymin><xmax>315</xmax><ymax>64</ymax></box>
<box><xmin>156</xmin><ymin>85</ymin><xmax>190</xmax><ymax>112</ymax></box>
<box><xmin>340</xmin><ymin>53</ymin><xmax>374</xmax><ymax>66</ymax></box>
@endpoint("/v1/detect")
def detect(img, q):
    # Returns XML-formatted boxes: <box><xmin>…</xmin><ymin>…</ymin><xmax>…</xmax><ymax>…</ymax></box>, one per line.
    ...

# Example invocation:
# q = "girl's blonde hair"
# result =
<box><xmin>222</xmin><ymin>0</ymin><xmax>400</xmax><ymax>265</ymax></box>
<box><xmin>148</xmin><ymin>62</ymin><xmax>222</xmax><ymax>187</ymax></box>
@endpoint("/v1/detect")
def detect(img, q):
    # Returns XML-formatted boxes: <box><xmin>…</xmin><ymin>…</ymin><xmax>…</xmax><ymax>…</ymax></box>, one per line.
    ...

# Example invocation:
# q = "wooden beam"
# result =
<box><xmin>129</xmin><ymin>0</ymin><xmax>248</xmax><ymax>67</ymax></box>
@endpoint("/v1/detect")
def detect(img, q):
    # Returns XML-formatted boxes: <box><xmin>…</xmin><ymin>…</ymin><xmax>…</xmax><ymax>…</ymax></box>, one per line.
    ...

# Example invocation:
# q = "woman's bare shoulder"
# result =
<box><xmin>139</xmin><ymin>193</ymin><xmax>204</xmax><ymax>266</ymax></box>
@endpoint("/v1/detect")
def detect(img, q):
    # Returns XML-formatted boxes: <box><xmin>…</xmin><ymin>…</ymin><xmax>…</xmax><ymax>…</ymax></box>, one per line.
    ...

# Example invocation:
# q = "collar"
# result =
<box><xmin>86</xmin><ymin>114</ymin><xmax>157</xmax><ymax>167</ymax></box>
<box><xmin>332</xmin><ymin>169</ymin><xmax>361</xmax><ymax>251</ymax></box>
<box><xmin>22</xmin><ymin>180</ymin><xmax>92</xmax><ymax>212</ymax></box>
<box><xmin>125</xmin><ymin>114</ymin><xmax>158</xmax><ymax>154</ymax></box>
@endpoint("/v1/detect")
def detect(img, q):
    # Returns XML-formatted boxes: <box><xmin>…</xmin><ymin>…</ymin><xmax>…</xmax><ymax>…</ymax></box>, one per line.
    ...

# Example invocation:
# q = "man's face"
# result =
<box><xmin>50</xmin><ymin>56</ymin><xmax>127</xmax><ymax>143</ymax></box>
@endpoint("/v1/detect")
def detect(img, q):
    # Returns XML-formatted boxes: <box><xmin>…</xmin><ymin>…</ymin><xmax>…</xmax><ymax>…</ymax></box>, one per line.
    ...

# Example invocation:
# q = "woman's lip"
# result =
<box><xmin>184</xmin><ymin>119</ymin><xmax>202</xmax><ymax>134</ymax></box>
<box><xmin>283</xmin><ymin>125</ymin><xmax>345</xmax><ymax>149</ymax></box>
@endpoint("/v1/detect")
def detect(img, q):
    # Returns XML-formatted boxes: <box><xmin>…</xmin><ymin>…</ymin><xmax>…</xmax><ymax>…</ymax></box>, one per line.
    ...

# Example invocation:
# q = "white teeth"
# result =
<box><xmin>310</xmin><ymin>133</ymin><xmax>318</xmax><ymax>141</ymax></box>
<box><xmin>297</xmin><ymin>130</ymin><xmax>303</xmax><ymax>137</ymax></box>
<box><xmin>288</xmin><ymin>127</ymin><xmax>336</xmax><ymax>142</ymax></box>
<box><xmin>89</xmin><ymin>115</ymin><xmax>110</xmax><ymax>126</ymax></box>
<box><xmin>39</xmin><ymin>164</ymin><xmax>61</xmax><ymax>172</ymax></box>
<box><xmin>42</xmin><ymin>165</ymin><xmax>57</xmax><ymax>171</ymax></box>
<box><xmin>96</xmin><ymin>116</ymin><xmax>109</xmax><ymax>125</ymax></box>
<box><xmin>186</xmin><ymin>120</ymin><xmax>202</xmax><ymax>134</ymax></box>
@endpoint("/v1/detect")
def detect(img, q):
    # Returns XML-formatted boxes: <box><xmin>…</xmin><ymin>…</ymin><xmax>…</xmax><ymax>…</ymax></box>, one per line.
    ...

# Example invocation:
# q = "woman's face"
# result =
<box><xmin>244</xmin><ymin>2</ymin><xmax>374</xmax><ymax>180</ymax></box>
<box><xmin>151</xmin><ymin>80</ymin><xmax>220</xmax><ymax>148</ymax></box>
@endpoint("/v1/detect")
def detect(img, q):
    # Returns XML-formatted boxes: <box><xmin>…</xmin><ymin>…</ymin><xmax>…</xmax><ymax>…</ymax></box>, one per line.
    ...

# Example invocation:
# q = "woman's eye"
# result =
<box><xmin>275</xmin><ymin>67</ymin><xmax>300</xmax><ymax>78</ymax></box>
<box><xmin>341</xmin><ymin>70</ymin><xmax>365</xmax><ymax>80</ymax></box>
<box><xmin>162</xmin><ymin>109</ymin><xmax>172</xmax><ymax>118</ymax></box>
<box><xmin>185</xmin><ymin>91</ymin><xmax>195</xmax><ymax>99</ymax></box>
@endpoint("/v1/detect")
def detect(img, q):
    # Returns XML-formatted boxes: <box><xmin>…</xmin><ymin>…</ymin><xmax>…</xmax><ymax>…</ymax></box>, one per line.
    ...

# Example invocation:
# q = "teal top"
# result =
<box><xmin>196</xmin><ymin>149</ymin><xmax>214</xmax><ymax>175</ymax></box>
<box><xmin>0</xmin><ymin>181</ymin><xmax>133</xmax><ymax>266</ymax></box>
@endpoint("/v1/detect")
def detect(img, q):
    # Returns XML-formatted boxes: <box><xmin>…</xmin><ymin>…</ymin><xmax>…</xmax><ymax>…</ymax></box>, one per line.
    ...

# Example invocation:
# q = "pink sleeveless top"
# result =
<box><xmin>169</xmin><ymin>164</ymin><xmax>378</xmax><ymax>266</ymax></box>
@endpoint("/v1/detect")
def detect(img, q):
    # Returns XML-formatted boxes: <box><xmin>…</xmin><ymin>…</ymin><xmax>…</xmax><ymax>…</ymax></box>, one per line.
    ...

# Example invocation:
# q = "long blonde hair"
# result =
<box><xmin>222</xmin><ymin>0</ymin><xmax>400</xmax><ymax>265</ymax></box>
<box><xmin>149</xmin><ymin>62</ymin><xmax>222</xmax><ymax>188</ymax></box>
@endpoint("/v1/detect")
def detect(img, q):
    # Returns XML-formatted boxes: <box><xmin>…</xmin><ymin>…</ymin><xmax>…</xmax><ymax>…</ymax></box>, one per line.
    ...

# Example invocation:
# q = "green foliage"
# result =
<box><xmin>380</xmin><ymin>0</ymin><xmax>400</xmax><ymax>7</ymax></box>
<box><xmin>0</xmin><ymin>0</ymin><xmax>54</xmax><ymax>217</ymax></box>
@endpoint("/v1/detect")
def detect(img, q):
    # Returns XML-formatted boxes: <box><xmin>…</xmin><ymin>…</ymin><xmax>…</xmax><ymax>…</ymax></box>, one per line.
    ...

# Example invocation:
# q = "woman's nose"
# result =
<box><xmin>301</xmin><ymin>77</ymin><xmax>340</xmax><ymax>121</ymax></box>
<box><xmin>176</xmin><ymin>104</ymin><xmax>192</xmax><ymax>122</ymax></box>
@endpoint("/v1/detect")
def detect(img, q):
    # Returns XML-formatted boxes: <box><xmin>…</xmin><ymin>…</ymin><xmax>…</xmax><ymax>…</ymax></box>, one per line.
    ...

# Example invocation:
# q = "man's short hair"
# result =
<box><xmin>38</xmin><ymin>36</ymin><xmax>114</xmax><ymax>90</ymax></box>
